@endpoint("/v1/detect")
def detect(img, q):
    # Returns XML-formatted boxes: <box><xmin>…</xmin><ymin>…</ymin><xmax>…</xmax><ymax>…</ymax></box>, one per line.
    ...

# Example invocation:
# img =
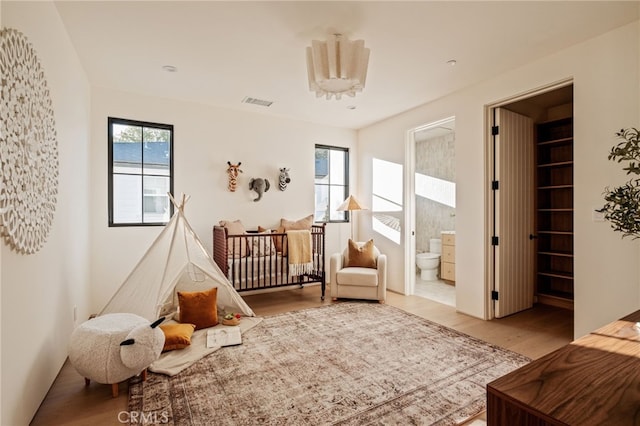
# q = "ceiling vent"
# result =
<box><xmin>242</xmin><ymin>96</ymin><xmax>273</xmax><ymax>107</ymax></box>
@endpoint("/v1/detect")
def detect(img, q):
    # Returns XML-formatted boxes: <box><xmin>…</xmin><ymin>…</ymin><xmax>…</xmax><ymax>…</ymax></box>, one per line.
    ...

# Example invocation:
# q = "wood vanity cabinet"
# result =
<box><xmin>441</xmin><ymin>233</ymin><xmax>455</xmax><ymax>282</ymax></box>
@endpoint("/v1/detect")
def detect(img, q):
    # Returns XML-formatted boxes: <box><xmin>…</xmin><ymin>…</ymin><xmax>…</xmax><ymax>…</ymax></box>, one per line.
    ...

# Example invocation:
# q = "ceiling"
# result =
<box><xmin>54</xmin><ymin>1</ymin><xmax>639</xmax><ymax>130</ymax></box>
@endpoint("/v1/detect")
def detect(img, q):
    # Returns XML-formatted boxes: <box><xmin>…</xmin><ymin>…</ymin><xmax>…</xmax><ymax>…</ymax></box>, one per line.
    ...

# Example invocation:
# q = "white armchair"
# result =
<box><xmin>330</xmin><ymin>241</ymin><xmax>387</xmax><ymax>303</ymax></box>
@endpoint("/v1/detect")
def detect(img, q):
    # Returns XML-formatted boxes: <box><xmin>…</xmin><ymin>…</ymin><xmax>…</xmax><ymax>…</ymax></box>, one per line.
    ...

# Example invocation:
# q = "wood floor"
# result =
<box><xmin>30</xmin><ymin>286</ymin><xmax>573</xmax><ymax>426</ymax></box>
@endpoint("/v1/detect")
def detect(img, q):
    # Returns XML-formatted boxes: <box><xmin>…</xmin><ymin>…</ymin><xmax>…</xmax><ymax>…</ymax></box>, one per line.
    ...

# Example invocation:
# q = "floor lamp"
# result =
<box><xmin>337</xmin><ymin>195</ymin><xmax>367</xmax><ymax>241</ymax></box>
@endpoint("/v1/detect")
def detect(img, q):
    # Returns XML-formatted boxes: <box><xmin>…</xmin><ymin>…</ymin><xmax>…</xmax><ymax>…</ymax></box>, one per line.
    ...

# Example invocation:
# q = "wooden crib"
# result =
<box><xmin>213</xmin><ymin>224</ymin><xmax>326</xmax><ymax>299</ymax></box>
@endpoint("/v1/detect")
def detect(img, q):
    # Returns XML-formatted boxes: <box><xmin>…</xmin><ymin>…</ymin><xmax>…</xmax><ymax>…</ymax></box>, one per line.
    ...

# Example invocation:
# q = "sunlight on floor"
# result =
<box><xmin>414</xmin><ymin>275</ymin><xmax>456</xmax><ymax>307</ymax></box>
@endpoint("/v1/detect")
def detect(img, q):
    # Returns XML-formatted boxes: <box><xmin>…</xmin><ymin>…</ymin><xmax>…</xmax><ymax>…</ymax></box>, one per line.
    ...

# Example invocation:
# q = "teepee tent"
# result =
<box><xmin>100</xmin><ymin>194</ymin><xmax>255</xmax><ymax>321</ymax></box>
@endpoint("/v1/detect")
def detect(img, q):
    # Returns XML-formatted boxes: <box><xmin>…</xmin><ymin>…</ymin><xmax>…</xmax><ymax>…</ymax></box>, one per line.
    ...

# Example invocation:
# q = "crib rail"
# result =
<box><xmin>213</xmin><ymin>224</ymin><xmax>325</xmax><ymax>299</ymax></box>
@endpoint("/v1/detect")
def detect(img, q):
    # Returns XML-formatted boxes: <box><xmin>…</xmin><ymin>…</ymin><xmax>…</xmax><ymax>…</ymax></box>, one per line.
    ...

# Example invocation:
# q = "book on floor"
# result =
<box><xmin>207</xmin><ymin>326</ymin><xmax>242</xmax><ymax>348</ymax></box>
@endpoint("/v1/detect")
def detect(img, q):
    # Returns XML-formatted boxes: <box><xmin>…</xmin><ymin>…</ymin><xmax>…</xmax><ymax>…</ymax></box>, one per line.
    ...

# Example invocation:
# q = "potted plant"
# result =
<box><xmin>598</xmin><ymin>128</ymin><xmax>640</xmax><ymax>238</ymax></box>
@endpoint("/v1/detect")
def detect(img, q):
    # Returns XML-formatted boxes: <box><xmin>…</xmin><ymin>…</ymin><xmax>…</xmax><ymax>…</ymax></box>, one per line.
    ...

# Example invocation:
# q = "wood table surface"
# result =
<box><xmin>487</xmin><ymin>310</ymin><xmax>640</xmax><ymax>425</ymax></box>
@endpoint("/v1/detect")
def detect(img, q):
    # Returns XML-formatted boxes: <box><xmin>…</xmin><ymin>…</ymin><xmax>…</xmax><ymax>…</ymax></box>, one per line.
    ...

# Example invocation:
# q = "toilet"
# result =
<box><xmin>416</xmin><ymin>238</ymin><xmax>442</xmax><ymax>281</ymax></box>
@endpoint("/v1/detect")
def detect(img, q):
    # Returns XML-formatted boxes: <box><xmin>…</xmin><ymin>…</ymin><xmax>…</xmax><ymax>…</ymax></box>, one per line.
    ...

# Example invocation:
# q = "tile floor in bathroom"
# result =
<box><xmin>414</xmin><ymin>274</ymin><xmax>456</xmax><ymax>307</ymax></box>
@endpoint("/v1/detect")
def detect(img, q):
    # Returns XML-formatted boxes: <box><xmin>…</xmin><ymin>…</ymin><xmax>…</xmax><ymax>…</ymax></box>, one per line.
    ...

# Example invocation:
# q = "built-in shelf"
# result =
<box><xmin>538</xmin><ymin>185</ymin><xmax>573</xmax><ymax>190</ymax></box>
<box><xmin>537</xmin><ymin>137</ymin><xmax>573</xmax><ymax>146</ymax></box>
<box><xmin>538</xmin><ymin>161</ymin><xmax>573</xmax><ymax>168</ymax></box>
<box><xmin>537</xmin><ymin>292</ymin><xmax>574</xmax><ymax>310</ymax></box>
<box><xmin>538</xmin><ymin>251</ymin><xmax>573</xmax><ymax>258</ymax></box>
<box><xmin>538</xmin><ymin>230</ymin><xmax>573</xmax><ymax>235</ymax></box>
<box><xmin>538</xmin><ymin>271</ymin><xmax>574</xmax><ymax>280</ymax></box>
<box><xmin>536</xmin><ymin>117</ymin><xmax>574</xmax><ymax>309</ymax></box>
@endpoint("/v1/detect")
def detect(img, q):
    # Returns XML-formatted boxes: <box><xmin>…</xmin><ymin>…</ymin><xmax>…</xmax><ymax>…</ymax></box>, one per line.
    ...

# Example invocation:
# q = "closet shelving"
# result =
<box><xmin>535</xmin><ymin>117</ymin><xmax>574</xmax><ymax>309</ymax></box>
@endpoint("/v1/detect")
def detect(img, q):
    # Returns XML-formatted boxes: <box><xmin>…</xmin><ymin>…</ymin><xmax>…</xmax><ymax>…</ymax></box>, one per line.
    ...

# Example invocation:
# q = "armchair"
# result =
<box><xmin>330</xmin><ymin>241</ymin><xmax>387</xmax><ymax>303</ymax></box>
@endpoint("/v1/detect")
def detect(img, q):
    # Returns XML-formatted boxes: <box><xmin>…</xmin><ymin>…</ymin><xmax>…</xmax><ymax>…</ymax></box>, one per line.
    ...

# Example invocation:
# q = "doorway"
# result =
<box><xmin>406</xmin><ymin>117</ymin><xmax>456</xmax><ymax>307</ymax></box>
<box><xmin>487</xmin><ymin>82</ymin><xmax>574</xmax><ymax>319</ymax></box>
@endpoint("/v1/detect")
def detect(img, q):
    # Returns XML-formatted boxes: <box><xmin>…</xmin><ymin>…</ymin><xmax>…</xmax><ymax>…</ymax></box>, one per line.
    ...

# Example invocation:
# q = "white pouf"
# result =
<box><xmin>68</xmin><ymin>313</ymin><xmax>164</xmax><ymax>397</ymax></box>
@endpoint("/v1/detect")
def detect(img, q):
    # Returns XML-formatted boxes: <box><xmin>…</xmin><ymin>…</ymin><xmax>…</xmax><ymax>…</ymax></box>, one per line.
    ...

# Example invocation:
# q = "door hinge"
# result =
<box><xmin>491</xmin><ymin>180</ymin><xmax>499</xmax><ymax>190</ymax></box>
<box><xmin>492</xmin><ymin>125</ymin><xmax>499</xmax><ymax>136</ymax></box>
<box><xmin>491</xmin><ymin>236</ymin><xmax>499</xmax><ymax>246</ymax></box>
<box><xmin>491</xmin><ymin>291</ymin><xmax>499</xmax><ymax>301</ymax></box>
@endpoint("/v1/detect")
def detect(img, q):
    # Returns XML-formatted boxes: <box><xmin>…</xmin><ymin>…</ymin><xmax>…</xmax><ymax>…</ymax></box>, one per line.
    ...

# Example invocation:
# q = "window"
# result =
<box><xmin>314</xmin><ymin>145</ymin><xmax>349</xmax><ymax>222</ymax></box>
<box><xmin>108</xmin><ymin>117</ymin><xmax>174</xmax><ymax>226</ymax></box>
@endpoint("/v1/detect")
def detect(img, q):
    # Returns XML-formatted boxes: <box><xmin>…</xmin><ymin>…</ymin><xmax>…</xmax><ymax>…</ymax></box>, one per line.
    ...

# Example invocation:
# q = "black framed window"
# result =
<box><xmin>108</xmin><ymin>117</ymin><xmax>174</xmax><ymax>226</ymax></box>
<box><xmin>314</xmin><ymin>145</ymin><xmax>349</xmax><ymax>222</ymax></box>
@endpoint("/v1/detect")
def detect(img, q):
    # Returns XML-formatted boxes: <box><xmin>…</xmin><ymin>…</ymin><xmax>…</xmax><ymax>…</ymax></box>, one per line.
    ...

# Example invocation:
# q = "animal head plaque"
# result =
<box><xmin>278</xmin><ymin>168</ymin><xmax>291</xmax><ymax>191</ymax></box>
<box><xmin>226</xmin><ymin>161</ymin><xmax>243</xmax><ymax>192</ymax></box>
<box><xmin>249</xmin><ymin>178</ymin><xmax>270</xmax><ymax>202</ymax></box>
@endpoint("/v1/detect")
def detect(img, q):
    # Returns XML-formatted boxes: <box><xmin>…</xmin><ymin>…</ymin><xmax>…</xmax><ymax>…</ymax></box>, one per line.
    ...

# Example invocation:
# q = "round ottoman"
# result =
<box><xmin>68</xmin><ymin>313</ymin><xmax>164</xmax><ymax>397</ymax></box>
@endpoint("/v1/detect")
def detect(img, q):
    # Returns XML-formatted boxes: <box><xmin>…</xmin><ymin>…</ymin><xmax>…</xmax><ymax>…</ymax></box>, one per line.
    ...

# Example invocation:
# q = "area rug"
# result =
<box><xmin>129</xmin><ymin>302</ymin><xmax>530</xmax><ymax>425</ymax></box>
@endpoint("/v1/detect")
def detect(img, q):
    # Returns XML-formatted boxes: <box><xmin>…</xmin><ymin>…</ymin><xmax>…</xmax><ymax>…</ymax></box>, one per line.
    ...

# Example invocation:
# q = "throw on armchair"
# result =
<box><xmin>330</xmin><ymin>239</ymin><xmax>387</xmax><ymax>303</ymax></box>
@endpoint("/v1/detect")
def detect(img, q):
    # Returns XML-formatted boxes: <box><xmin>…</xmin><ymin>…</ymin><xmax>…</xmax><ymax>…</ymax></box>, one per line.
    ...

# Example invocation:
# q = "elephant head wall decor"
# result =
<box><xmin>249</xmin><ymin>178</ymin><xmax>270</xmax><ymax>202</ymax></box>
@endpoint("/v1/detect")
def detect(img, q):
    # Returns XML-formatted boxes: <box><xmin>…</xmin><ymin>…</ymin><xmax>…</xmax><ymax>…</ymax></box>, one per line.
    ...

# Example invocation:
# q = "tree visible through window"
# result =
<box><xmin>108</xmin><ymin>117</ymin><xmax>174</xmax><ymax>226</ymax></box>
<box><xmin>315</xmin><ymin>145</ymin><xmax>349</xmax><ymax>222</ymax></box>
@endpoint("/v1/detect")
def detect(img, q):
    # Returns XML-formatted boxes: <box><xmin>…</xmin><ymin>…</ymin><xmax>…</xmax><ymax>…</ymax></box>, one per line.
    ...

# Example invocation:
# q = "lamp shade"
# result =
<box><xmin>306</xmin><ymin>34</ymin><xmax>370</xmax><ymax>100</ymax></box>
<box><xmin>337</xmin><ymin>195</ymin><xmax>367</xmax><ymax>212</ymax></box>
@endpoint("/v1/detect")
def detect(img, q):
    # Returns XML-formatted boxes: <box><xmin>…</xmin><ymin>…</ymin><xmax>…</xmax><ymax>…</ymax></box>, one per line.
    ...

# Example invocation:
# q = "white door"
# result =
<box><xmin>493</xmin><ymin>108</ymin><xmax>535</xmax><ymax>318</ymax></box>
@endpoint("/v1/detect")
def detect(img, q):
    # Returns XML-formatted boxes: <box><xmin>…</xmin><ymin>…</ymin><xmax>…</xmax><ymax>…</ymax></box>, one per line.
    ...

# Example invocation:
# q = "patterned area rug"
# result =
<box><xmin>129</xmin><ymin>303</ymin><xmax>529</xmax><ymax>425</ymax></box>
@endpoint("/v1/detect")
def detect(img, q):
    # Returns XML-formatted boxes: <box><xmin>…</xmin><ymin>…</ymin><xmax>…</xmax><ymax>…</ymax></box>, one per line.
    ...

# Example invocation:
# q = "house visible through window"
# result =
<box><xmin>314</xmin><ymin>145</ymin><xmax>349</xmax><ymax>222</ymax></box>
<box><xmin>108</xmin><ymin>117</ymin><xmax>174</xmax><ymax>226</ymax></box>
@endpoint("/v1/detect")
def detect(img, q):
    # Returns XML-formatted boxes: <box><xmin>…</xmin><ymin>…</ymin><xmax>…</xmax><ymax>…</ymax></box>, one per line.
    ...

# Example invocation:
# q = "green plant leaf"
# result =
<box><xmin>608</xmin><ymin>127</ymin><xmax>640</xmax><ymax>175</ymax></box>
<box><xmin>600</xmin><ymin>178</ymin><xmax>640</xmax><ymax>239</ymax></box>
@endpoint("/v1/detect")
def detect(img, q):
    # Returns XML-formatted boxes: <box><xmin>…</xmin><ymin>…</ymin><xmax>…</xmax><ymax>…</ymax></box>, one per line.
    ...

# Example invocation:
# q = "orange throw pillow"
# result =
<box><xmin>178</xmin><ymin>287</ymin><xmax>219</xmax><ymax>330</ymax></box>
<box><xmin>345</xmin><ymin>239</ymin><xmax>377</xmax><ymax>268</ymax></box>
<box><xmin>160</xmin><ymin>323</ymin><xmax>196</xmax><ymax>351</ymax></box>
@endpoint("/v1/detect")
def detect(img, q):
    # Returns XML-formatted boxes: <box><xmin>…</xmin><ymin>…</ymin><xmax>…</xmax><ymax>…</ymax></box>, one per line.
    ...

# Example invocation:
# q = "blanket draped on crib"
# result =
<box><xmin>287</xmin><ymin>230</ymin><xmax>313</xmax><ymax>276</ymax></box>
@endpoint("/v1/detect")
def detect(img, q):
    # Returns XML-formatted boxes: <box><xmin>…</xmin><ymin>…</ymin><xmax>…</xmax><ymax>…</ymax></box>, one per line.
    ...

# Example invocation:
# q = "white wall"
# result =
<box><xmin>1</xmin><ymin>2</ymin><xmax>91</xmax><ymax>425</ymax></box>
<box><xmin>358</xmin><ymin>20</ymin><xmax>640</xmax><ymax>339</ymax></box>
<box><xmin>90</xmin><ymin>88</ymin><xmax>357</xmax><ymax>313</ymax></box>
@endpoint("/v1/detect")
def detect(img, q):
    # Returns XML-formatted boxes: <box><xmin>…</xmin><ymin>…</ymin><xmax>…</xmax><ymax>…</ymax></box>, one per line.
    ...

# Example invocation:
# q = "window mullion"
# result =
<box><xmin>140</xmin><ymin>126</ymin><xmax>145</xmax><ymax>224</ymax></box>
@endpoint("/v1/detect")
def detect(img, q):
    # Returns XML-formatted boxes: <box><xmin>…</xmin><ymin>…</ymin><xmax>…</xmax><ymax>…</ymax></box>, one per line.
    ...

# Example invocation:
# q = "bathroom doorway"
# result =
<box><xmin>406</xmin><ymin>117</ymin><xmax>456</xmax><ymax>307</ymax></box>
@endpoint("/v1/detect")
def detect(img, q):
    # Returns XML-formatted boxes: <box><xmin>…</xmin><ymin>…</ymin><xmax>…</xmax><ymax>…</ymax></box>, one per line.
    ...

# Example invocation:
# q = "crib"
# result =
<box><xmin>213</xmin><ymin>224</ymin><xmax>326</xmax><ymax>299</ymax></box>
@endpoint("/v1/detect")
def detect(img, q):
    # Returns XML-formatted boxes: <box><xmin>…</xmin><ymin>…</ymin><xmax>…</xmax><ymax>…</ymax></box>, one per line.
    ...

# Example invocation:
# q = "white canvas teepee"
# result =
<box><xmin>100</xmin><ymin>194</ymin><xmax>255</xmax><ymax>321</ymax></box>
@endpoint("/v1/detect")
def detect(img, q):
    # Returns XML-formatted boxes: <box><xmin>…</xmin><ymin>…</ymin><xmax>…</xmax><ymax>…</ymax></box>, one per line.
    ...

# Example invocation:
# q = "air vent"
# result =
<box><xmin>242</xmin><ymin>96</ymin><xmax>273</xmax><ymax>107</ymax></box>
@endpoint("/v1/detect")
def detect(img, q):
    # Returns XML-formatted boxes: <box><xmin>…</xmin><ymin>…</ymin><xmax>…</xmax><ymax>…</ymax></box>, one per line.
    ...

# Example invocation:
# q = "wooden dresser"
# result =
<box><xmin>487</xmin><ymin>310</ymin><xmax>640</xmax><ymax>425</ymax></box>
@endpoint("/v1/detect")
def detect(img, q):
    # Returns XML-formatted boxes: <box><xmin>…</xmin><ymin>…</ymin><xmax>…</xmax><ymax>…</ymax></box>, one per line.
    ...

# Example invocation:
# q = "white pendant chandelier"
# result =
<box><xmin>306</xmin><ymin>34</ymin><xmax>370</xmax><ymax>100</ymax></box>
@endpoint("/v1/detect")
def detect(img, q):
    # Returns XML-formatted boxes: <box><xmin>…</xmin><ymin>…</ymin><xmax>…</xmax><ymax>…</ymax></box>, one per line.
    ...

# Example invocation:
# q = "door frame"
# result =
<box><xmin>404</xmin><ymin>128</ymin><xmax>416</xmax><ymax>295</ymax></box>
<box><xmin>404</xmin><ymin>116</ymin><xmax>456</xmax><ymax>296</ymax></box>
<box><xmin>484</xmin><ymin>78</ymin><xmax>573</xmax><ymax>319</ymax></box>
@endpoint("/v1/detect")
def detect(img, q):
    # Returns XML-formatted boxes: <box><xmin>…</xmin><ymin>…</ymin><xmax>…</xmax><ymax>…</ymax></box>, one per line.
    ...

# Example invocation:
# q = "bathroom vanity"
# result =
<box><xmin>441</xmin><ymin>231</ymin><xmax>455</xmax><ymax>283</ymax></box>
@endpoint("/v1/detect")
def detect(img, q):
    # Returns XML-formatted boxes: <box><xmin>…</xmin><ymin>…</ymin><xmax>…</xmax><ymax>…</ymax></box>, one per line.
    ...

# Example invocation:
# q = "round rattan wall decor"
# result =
<box><xmin>0</xmin><ymin>28</ymin><xmax>59</xmax><ymax>254</ymax></box>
